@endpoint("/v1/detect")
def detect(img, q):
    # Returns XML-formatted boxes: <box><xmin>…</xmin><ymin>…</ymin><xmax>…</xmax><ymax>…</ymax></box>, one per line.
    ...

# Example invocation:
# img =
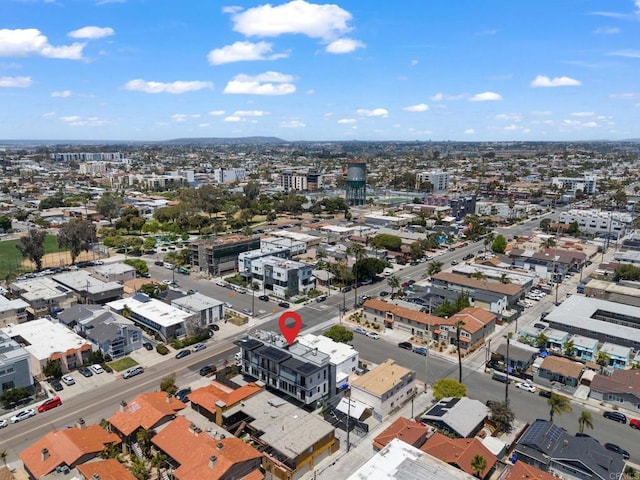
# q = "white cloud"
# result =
<box><xmin>233</xmin><ymin>110</ymin><xmax>267</xmax><ymax>117</ymax></box>
<box><xmin>224</xmin><ymin>116</ymin><xmax>243</xmax><ymax>122</ymax></box>
<box><xmin>124</xmin><ymin>79</ymin><xmax>213</xmax><ymax>94</ymax></box>
<box><xmin>430</xmin><ymin>92</ymin><xmax>466</xmax><ymax>101</ymax></box>
<box><xmin>469</xmin><ymin>91</ymin><xmax>502</xmax><ymax>102</ymax></box>
<box><xmin>356</xmin><ymin>108</ymin><xmax>389</xmax><ymax>117</ymax></box>
<box><xmin>51</xmin><ymin>90</ymin><xmax>72</xmax><ymax>97</ymax></box>
<box><xmin>42</xmin><ymin>112</ymin><xmax>56</xmax><ymax>118</ymax></box>
<box><xmin>68</xmin><ymin>26</ymin><xmax>114</xmax><ymax>39</ymax></box>
<box><xmin>230</xmin><ymin>0</ymin><xmax>353</xmax><ymax>40</ymax></box>
<box><xmin>207</xmin><ymin>41</ymin><xmax>288</xmax><ymax>65</ymax></box>
<box><xmin>223</xmin><ymin>71</ymin><xmax>296</xmax><ymax>95</ymax></box>
<box><xmin>609</xmin><ymin>49</ymin><xmax>640</xmax><ymax>58</ymax></box>
<box><xmin>0</xmin><ymin>75</ymin><xmax>32</xmax><ymax>87</ymax></box>
<box><xmin>281</xmin><ymin>120</ymin><xmax>306</xmax><ymax>128</ymax></box>
<box><xmin>171</xmin><ymin>114</ymin><xmax>201</xmax><ymax>123</ymax></box>
<box><xmin>464</xmin><ymin>129</ymin><xmax>475</xmax><ymax>134</ymax></box>
<box><xmin>222</xmin><ymin>6</ymin><xmax>243</xmax><ymax>14</ymax></box>
<box><xmin>594</xmin><ymin>26</ymin><xmax>620</xmax><ymax>34</ymax></box>
<box><xmin>504</xmin><ymin>124</ymin><xmax>520</xmax><ymax>131</ymax></box>
<box><xmin>530</xmin><ymin>75</ymin><xmax>582</xmax><ymax>87</ymax></box>
<box><xmin>571</xmin><ymin>111</ymin><xmax>595</xmax><ymax>117</ymax></box>
<box><xmin>403</xmin><ymin>103</ymin><xmax>429</xmax><ymax>112</ymax></box>
<box><xmin>208</xmin><ymin>110</ymin><xmax>225</xmax><ymax>116</ymax></box>
<box><xmin>59</xmin><ymin>115</ymin><xmax>109</xmax><ymax>127</ymax></box>
<box><xmin>325</xmin><ymin>38</ymin><xmax>365</xmax><ymax>54</ymax></box>
<box><xmin>306</xmin><ymin>89</ymin><xmax>315</xmax><ymax>95</ymax></box>
<box><xmin>0</xmin><ymin>28</ymin><xmax>85</xmax><ymax>59</ymax></box>
<box><xmin>337</xmin><ymin>118</ymin><xmax>356</xmax><ymax>124</ymax></box>
<box><xmin>198</xmin><ymin>123</ymin><xmax>210</xmax><ymax>128</ymax></box>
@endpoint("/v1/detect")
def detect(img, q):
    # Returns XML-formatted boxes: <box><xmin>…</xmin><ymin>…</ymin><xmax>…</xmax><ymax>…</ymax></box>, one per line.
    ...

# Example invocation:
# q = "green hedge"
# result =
<box><xmin>156</xmin><ymin>344</ymin><xmax>169</xmax><ymax>355</ymax></box>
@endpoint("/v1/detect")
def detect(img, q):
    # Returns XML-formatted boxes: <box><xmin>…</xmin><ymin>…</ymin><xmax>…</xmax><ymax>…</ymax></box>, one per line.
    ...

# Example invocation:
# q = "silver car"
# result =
<box><xmin>10</xmin><ymin>408</ymin><xmax>36</xmax><ymax>423</ymax></box>
<box><xmin>192</xmin><ymin>343</ymin><xmax>206</xmax><ymax>352</ymax></box>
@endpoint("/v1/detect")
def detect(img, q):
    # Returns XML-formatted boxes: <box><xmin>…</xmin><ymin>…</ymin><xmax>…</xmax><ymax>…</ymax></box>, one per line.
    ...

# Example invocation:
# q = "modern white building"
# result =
<box><xmin>107</xmin><ymin>293</ymin><xmax>198</xmax><ymax>341</ymax></box>
<box><xmin>245</xmin><ymin>255</ymin><xmax>315</xmax><ymax>297</ymax></box>
<box><xmin>171</xmin><ymin>293</ymin><xmax>225</xmax><ymax>327</ymax></box>
<box><xmin>0</xmin><ymin>330</ymin><xmax>33</xmax><ymax>394</ymax></box>
<box><xmin>416</xmin><ymin>171</ymin><xmax>450</xmax><ymax>193</ymax></box>
<box><xmin>350</xmin><ymin>359</ymin><xmax>415</xmax><ymax>421</ymax></box>
<box><xmin>558</xmin><ymin>209</ymin><xmax>630</xmax><ymax>239</ymax></box>
<box><xmin>213</xmin><ymin>167</ymin><xmax>246</xmax><ymax>184</ymax></box>
<box><xmin>551</xmin><ymin>176</ymin><xmax>597</xmax><ymax>195</ymax></box>
<box><xmin>297</xmin><ymin>333</ymin><xmax>359</xmax><ymax>390</ymax></box>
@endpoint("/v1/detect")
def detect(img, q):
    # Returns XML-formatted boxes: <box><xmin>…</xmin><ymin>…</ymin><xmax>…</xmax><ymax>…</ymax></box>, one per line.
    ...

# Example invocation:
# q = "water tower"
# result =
<box><xmin>345</xmin><ymin>158</ymin><xmax>366</xmax><ymax>206</ymax></box>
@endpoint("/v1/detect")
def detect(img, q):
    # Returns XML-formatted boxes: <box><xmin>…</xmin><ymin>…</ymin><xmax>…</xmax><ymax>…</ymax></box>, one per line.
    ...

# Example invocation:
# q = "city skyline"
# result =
<box><xmin>2</xmin><ymin>0</ymin><xmax>640</xmax><ymax>142</ymax></box>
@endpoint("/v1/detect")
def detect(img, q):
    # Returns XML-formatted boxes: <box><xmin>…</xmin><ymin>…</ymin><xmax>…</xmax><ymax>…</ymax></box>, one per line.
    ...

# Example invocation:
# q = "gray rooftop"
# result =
<box><xmin>171</xmin><ymin>292</ymin><xmax>224</xmax><ymax>312</ymax></box>
<box><xmin>422</xmin><ymin>397</ymin><xmax>488</xmax><ymax>438</ymax></box>
<box><xmin>52</xmin><ymin>270</ymin><xmax>123</xmax><ymax>294</ymax></box>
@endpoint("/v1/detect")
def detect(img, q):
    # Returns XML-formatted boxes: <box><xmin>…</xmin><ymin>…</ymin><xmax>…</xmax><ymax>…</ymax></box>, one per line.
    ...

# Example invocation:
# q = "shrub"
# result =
<box><xmin>156</xmin><ymin>344</ymin><xmax>169</xmax><ymax>355</ymax></box>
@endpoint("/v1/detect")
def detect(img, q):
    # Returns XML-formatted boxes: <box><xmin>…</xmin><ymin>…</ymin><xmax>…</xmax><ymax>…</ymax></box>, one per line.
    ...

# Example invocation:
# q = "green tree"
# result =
<box><xmin>15</xmin><ymin>229</ymin><xmax>47</xmax><ymax>271</ymax></box>
<box><xmin>352</xmin><ymin>257</ymin><xmax>387</xmax><ymax>281</ymax></box>
<box><xmin>491</xmin><ymin>234</ymin><xmax>508</xmax><ymax>253</ymax></box>
<box><xmin>596</xmin><ymin>351</ymin><xmax>610</xmax><ymax>367</ymax></box>
<box><xmin>0</xmin><ymin>216</ymin><xmax>11</xmax><ymax>232</ymax></box>
<box><xmin>535</xmin><ymin>332</ymin><xmax>548</xmax><ymax>349</ymax></box>
<box><xmin>96</xmin><ymin>191</ymin><xmax>122</xmax><ymax>225</ymax></box>
<box><xmin>160</xmin><ymin>373</ymin><xmax>177</xmax><ymax>394</ymax></box>
<box><xmin>266</xmin><ymin>211</ymin><xmax>277</xmax><ymax>223</ymax></box>
<box><xmin>42</xmin><ymin>359</ymin><xmax>62</xmax><ymax>379</ymax></box>
<box><xmin>547</xmin><ymin>393</ymin><xmax>572</xmax><ymax>422</ymax></box>
<box><xmin>323</xmin><ymin>325</ymin><xmax>354</xmax><ymax>344</ymax></box>
<box><xmin>539</xmin><ymin>218</ymin><xmax>552</xmax><ymax>232</ymax></box>
<box><xmin>563</xmin><ymin>339</ymin><xmax>574</xmax><ymax>357</ymax></box>
<box><xmin>0</xmin><ymin>387</ymin><xmax>30</xmax><ymax>407</ymax></box>
<box><xmin>136</xmin><ymin>428</ymin><xmax>153</xmax><ymax>456</ymax></box>
<box><xmin>488</xmin><ymin>400</ymin><xmax>515</xmax><ymax>433</ymax></box>
<box><xmin>426</xmin><ymin>261</ymin><xmax>443</xmax><ymax>276</ymax></box>
<box><xmin>470</xmin><ymin>454</ymin><xmax>488</xmax><ymax>478</ymax></box>
<box><xmin>432</xmin><ymin>378</ymin><xmax>467</xmax><ymax>401</ymax></box>
<box><xmin>57</xmin><ymin>218</ymin><xmax>95</xmax><ymax>264</ymax></box>
<box><xmin>348</xmin><ymin>242</ymin><xmax>367</xmax><ymax>307</ymax></box>
<box><xmin>130</xmin><ymin>455</ymin><xmax>150</xmax><ymax>480</ymax></box>
<box><xmin>387</xmin><ymin>276</ymin><xmax>400</xmax><ymax>297</ymax></box>
<box><xmin>370</xmin><ymin>233</ymin><xmax>403</xmax><ymax>251</ymax></box>
<box><xmin>124</xmin><ymin>259</ymin><xmax>149</xmax><ymax>276</ymax></box>
<box><xmin>578</xmin><ymin>410</ymin><xmax>594</xmax><ymax>434</ymax></box>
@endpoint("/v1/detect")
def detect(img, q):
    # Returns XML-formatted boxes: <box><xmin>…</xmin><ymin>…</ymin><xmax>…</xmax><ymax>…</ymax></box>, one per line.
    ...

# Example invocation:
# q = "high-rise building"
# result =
<box><xmin>345</xmin><ymin>158</ymin><xmax>366</xmax><ymax>206</ymax></box>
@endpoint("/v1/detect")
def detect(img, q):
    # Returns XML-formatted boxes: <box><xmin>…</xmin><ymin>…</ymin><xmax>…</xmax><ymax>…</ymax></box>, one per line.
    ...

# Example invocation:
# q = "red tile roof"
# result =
<box><xmin>152</xmin><ymin>415</ymin><xmax>263</xmax><ymax>480</ymax></box>
<box><xmin>373</xmin><ymin>417</ymin><xmax>432</xmax><ymax>450</ymax></box>
<box><xmin>188</xmin><ymin>382</ymin><xmax>263</xmax><ymax>415</ymax></box>
<box><xmin>432</xmin><ymin>272</ymin><xmax>522</xmax><ymax>295</ymax></box>
<box><xmin>362</xmin><ymin>298</ymin><xmax>445</xmax><ymax>327</ymax></box>
<box><xmin>19</xmin><ymin>425</ymin><xmax>121</xmax><ymax>479</ymax></box>
<box><xmin>504</xmin><ymin>461</ymin><xmax>557</xmax><ymax>480</ymax></box>
<box><xmin>77</xmin><ymin>458</ymin><xmax>137</xmax><ymax>480</ymax></box>
<box><xmin>420</xmin><ymin>432</ymin><xmax>497</xmax><ymax>479</ymax></box>
<box><xmin>109</xmin><ymin>392</ymin><xmax>186</xmax><ymax>436</ymax></box>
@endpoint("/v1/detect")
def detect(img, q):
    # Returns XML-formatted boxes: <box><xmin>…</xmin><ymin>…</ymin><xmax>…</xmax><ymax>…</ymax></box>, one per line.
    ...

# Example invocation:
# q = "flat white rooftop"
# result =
<box><xmin>297</xmin><ymin>333</ymin><xmax>358</xmax><ymax>366</ymax></box>
<box><xmin>107</xmin><ymin>296</ymin><xmax>193</xmax><ymax>328</ymax></box>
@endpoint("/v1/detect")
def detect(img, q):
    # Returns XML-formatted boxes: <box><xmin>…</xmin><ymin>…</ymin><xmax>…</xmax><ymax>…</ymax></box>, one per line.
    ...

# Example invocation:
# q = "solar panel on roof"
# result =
<box><xmin>521</xmin><ymin>419</ymin><xmax>564</xmax><ymax>450</ymax></box>
<box><xmin>132</xmin><ymin>293</ymin><xmax>150</xmax><ymax>303</ymax></box>
<box><xmin>55</xmin><ymin>286</ymin><xmax>68</xmax><ymax>292</ymax></box>
<box><xmin>260</xmin><ymin>346</ymin><xmax>291</xmax><ymax>363</ymax></box>
<box><xmin>296</xmin><ymin>363</ymin><xmax>317</xmax><ymax>374</ymax></box>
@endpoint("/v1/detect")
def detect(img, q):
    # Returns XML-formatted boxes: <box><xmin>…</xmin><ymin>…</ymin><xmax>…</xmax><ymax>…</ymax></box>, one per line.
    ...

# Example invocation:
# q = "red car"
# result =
<box><xmin>38</xmin><ymin>396</ymin><xmax>62</xmax><ymax>413</ymax></box>
<box><xmin>631</xmin><ymin>418</ymin><xmax>640</xmax><ymax>429</ymax></box>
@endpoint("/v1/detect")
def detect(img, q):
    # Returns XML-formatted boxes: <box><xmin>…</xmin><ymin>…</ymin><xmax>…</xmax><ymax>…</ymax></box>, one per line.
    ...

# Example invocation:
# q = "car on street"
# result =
<box><xmin>379</xmin><ymin>291</ymin><xmax>389</xmax><ymax>297</ymax></box>
<box><xmin>143</xmin><ymin>342</ymin><xmax>154</xmax><ymax>350</ymax></box>
<box><xmin>354</xmin><ymin>327</ymin><xmax>367</xmax><ymax>335</ymax></box>
<box><xmin>242</xmin><ymin>308</ymin><xmax>253</xmax><ymax>315</ymax></box>
<box><xmin>175</xmin><ymin>349</ymin><xmax>191</xmax><ymax>359</ymax></box>
<box><xmin>603</xmin><ymin>411</ymin><xmax>627</xmax><ymax>423</ymax></box>
<box><xmin>533</xmin><ymin>323</ymin><xmax>547</xmax><ymax>330</ymax></box>
<box><xmin>122</xmin><ymin>366</ymin><xmax>144</xmax><ymax>379</ymax></box>
<box><xmin>278</xmin><ymin>301</ymin><xmax>290</xmax><ymax>308</ymax></box>
<box><xmin>515</xmin><ymin>382</ymin><xmax>536</xmax><ymax>393</ymax></box>
<box><xmin>463</xmin><ymin>253</ymin><xmax>474</xmax><ymax>261</ymax></box>
<box><xmin>538</xmin><ymin>389</ymin><xmax>552</xmax><ymax>398</ymax></box>
<box><xmin>192</xmin><ymin>343</ymin><xmax>206</xmax><ymax>352</ymax></box>
<box><xmin>50</xmin><ymin>378</ymin><xmax>63</xmax><ymax>391</ymax></box>
<box><xmin>10</xmin><ymin>408</ymin><xmax>36</xmax><ymax>423</ymax></box>
<box><xmin>341</xmin><ymin>286</ymin><xmax>352</xmax><ymax>293</ymax></box>
<box><xmin>412</xmin><ymin>347</ymin><xmax>428</xmax><ymax>356</ymax></box>
<box><xmin>604</xmin><ymin>442</ymin><xmax>630</xmax><ymax>459</ymax></box>
<box><xmin>38</xmin><ymin>396</ymin><xmax>62</xmax><ymax>413</ymax></box>
<box><xmin>91</xmin><ymin>364</ymin><xmax>104</xmax><ymax>374</ymax></box>
<box><xmin>450</xmin><ymin>260</ymin><xmax>459</xmax><ymax>265</ymax></box>
<box><xmin>316</xmin><ymin>295</ymin><xmax>327</xmax><ymax>302</ymax></box>
<box><xmin>0</xmin><ymin>419</ymin><xmax>7</xmax><ymax>429</ymax></box>
<box><xmin>224</xmin><ymin>302</ymin><xmax>233</xmax><ymax>308</ymax></box>
<box><xmin>258</xmin><ymin>295</ymin><xmax>269</xmax><ymax>301</ymax></box>
<box><xmin>398</xmin><ymin>341</ymin><xmax>412</xmax><ymax>350</ymax></box>
<box><xmin>61</xmin><ymin>374</ymin><xmax>75</xmax><ymax>386</ymax></box>
<box><xmin>366</xmin><ymin>331</ymin><xmax>380</xmax><ymax>339</ymax></box>
<box><xmin>78</xmin><ymin>366</ymin><xmax>93</xmax><ymax>377</ymax></box>
<box><xmin>209</xmin><ymin>324</ymin><xmax>220</xmax><ymax>331</ymax></box>
<box><xmin>630</xmin><ymin>418</ymin><xmax>640</xmax><ymax>429</ymax></box>
<box><xmin>199</xmin><ymin>365</ymin><xmax>217</xmax><ymax>376</ymax></box>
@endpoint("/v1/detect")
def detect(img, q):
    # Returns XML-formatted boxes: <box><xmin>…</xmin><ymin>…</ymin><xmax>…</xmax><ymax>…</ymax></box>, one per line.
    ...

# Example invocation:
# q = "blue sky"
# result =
<box><xmin>1</xmin><ymin>0</ymin><xmax>640</xmax><ymax>142</ymax></box>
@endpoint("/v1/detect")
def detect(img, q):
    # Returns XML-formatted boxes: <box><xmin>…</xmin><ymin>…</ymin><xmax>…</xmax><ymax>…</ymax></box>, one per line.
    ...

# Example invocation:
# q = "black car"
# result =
<box><xmin>398</xmin><ymin>341</ymin><xmax>412</xmax><ymax>350</ymax></box>
<box><xmin>154</xmin><ymin>260</ymin><xmax>164</xmax><ymax>266</ymax></box>
<box><xmin>604</xmin><ymin>442</ymin><xmax>630</xmax><ymax>459</ymax></box>
<box><xmin>175</xmin><ymin>349</ymin><xmax>191</xmax><ymax>359</ymax></box>
<box><xmin>258</xmin><ymin>295</ymin><xmax>269</xmax><ymax>301</ymax></box>
<box><xmin>278</xmin><ymin>301</ymin><xmax>290</xmax><ymax>308</ymax></box>
<box><xmin>380</xmin><ymin>291</ymin><xmax>390</xmax><ymax>297</ymax></box>
<box><xmin>78</xmin><ymin>366</ymin><xmax>93</xmax><ymax>377</ymax></box>
<box><xmin>143</xmin><ymin>342</ymin><xmax>154</xmax><ymax>351</ymax></box>
<box><xmin>209</xmin><ymin>324</ymin><xmax>220</xmax><ymax>331</ymax></box>
<box><xmin>50</xmin><ymin>378</ymin><xmax>63</xmax><ymax>391</ymax></box>
<box><xmin>603</xmin><ymin>411</ymin><xmax>627</xmax><ymax>423</ymax></box>
<box><xmin>538</xmin><ymin>389</ymin><xmax>552</xmax><ymax>398</ymax></box>
<box><xmin>199</xmin><ymin>365</ymin><xmax>217</xmax><ymax>376</ymax></box>
<box><xmin>341</xmin><ymin>286</ymin><xmax>352</xmax><ymax>293</ymax></box>
<box><xmin>463</xmin><ymin>253</ymin><xmax>474</xmax><ymax>261</ymax></box>
<box><xmin>175</xmin><ymin>387</ymin><xmax>191</xmax><ymax>402</ymax></box>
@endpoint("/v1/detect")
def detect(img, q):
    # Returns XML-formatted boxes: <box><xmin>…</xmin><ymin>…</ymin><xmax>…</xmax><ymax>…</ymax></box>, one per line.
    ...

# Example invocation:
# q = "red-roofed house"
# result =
<box><xmin>362</xmin><ymin>298</ymin><xmax>445</xmax><ymax>336</ymax></box>
<box><xmin>372</xmin><ymin>417</ymin><xmax>434</xmax><ymax>451</ymax></box>
<box><xmin>503</xmin><ymin>461</ymin><xmax>557</xmax><ymax>480</ymax></box>
<box><xmin>420</xmin><ymin>432</ymin><xmax>497</xmax><ymax>479</ymax></box>
<box><xmin>108</xmin><ymin>391</ymin><xmax>186</xmax><ymax>442</ymax></box>
<box><xmin>152</xmin><ymin>415</ymin><xmax>264</xmax><ymax>480</ymax></box>
<box><xmin>432</xmin><ymin>307</ymin><xmax>496</xmax><ymax>352</ymax></box>
<box><xmin>189</xmin><ymin>382</ymin><xmax>263</xmax><ymax>425</ymax></box>
<box><xmin>19</xmin><ymin>422</ymin><xmax>121</xmax><ymax>479</ymax></box>
<box><xmin>77</xmin><ymin>458</ymin><xmax>137</xmax><ymax>480</ymax></box>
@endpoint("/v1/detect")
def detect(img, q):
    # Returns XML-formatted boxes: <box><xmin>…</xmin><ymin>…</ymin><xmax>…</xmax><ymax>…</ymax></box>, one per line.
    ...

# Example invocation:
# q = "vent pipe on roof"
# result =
<box><xmin>41</xmin><ymin>448</ymin><xmax>49</xmax><ymax>462</ymax></box>
<box><xmin>76</xmin><ymin>417</ymin><xmax>86</xmax><ymax>430</ymax></box>
<box><xmin>120</xmin><ymin>400</ymin><xmax>127</xmax><ymax>413</ymax></box>
<box><xmin>209</xmin><ymin>455</ymin><xmax>218</xmax><ymax>468</ymax></box>
<box><xmin>166</xmin><ymin>393</ymin><xmax>172</xmax><ymax>403</ymax></box>
<box><xmin>217</xmin><ymin>442</ymin><xmax>223</xmax><ymax>450</ymax></box>
<box><xmin>92</xmin><ymin>475</ymin><xmax>101</xmax><ymax>480</ymax></box>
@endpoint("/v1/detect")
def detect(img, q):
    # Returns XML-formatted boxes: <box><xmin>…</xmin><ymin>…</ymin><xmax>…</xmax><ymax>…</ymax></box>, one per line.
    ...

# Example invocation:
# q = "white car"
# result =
<box><xmin>0</xmin><ymin>419</ymin><xmax>7</xmax><ymax>428</ymax></box>
<box><xmin>224</xmin><ymin>302</ymin><xmax>233</xmax><ymax>308</ymax></box>
<box><xmin>10</xmin><ymin>408</ymin><xmax>36</xmax><ymax>423</ymax></box>
<box><xmin>61</xmin><ymin>374</ymin><xmax>75</xmax><ymax>386</ymax></box>
<box><xmin>516</xmin><ymin>382</ymin><xmax>536</xmax><ymax>393</ymax></box>
<box><xmin>91</xmin><ymin>364</ymin><xmax>104</xmax><ymax>374</ymax></box>
<box><xmin>366</xmin><ymin>331</ymin><xmax>380</xmax><ymax>339</ymax></box>
<box><xmin>354</xmin><ymin>327</ymin><xmax>367</xmax><ymax>335</ymax></box>
<box><xmin>192</xmin><ymin>343</ymin><xmax>206</xmax><ymax>352</ymax></box>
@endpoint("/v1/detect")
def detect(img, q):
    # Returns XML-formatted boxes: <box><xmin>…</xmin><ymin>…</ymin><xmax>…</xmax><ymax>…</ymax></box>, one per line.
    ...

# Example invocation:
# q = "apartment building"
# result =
<box><xmin>0</xmin><ymin>330</ymin><xmax>33</xmax><ymax>394</ymax></box>
<box><xmin>213</xmin><ymin>167</ymin><xmax>246</xmax><ymax>183</ymax></box>
<box><xmin>551</xmin><ymin>175</ymin><xmax>597</xmax><ymax>195</ymax></box>
<box><xmin>190</xmin><ymin>235</ymin><xmax>261</xmax><ymax>277</ymax></box>
<box><xmin>245</xmin><ymin>255</ymin><xmax>315</xmax><ymax>297</ymax></box>
<box><xmin>559</xmin><ymin>208</ymin><xmax>629</xmax><ymax>239</ymax></box>
<box><xmin>416</xmin><ymin>170</ymin><xmax>450</xmax><ymax>192</ymax></box>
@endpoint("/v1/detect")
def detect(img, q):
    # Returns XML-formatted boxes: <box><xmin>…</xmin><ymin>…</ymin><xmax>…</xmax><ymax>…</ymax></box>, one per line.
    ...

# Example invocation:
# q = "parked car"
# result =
<box><xmin>379</xmin><ymin>291</ymin><xmax>390</xmax><ymax>297</ymax></box>
<box><xmin>516</xmin><ymin>382</ymin><xmax>536</xmax><ymax>393</ymax></box>
<box><xmin>78</xmin><ymin>366</ymin><xmax>93</xmax><ymax>377</ymax></box>
<box><xmin>143</xmin><ymin>342</ymin><xmax>154</xmax><ymax>350</ymax></box>
<box><xmin>10</xmin><ymin>408</ymin><xmax>36</xmax><ymax>423</ymax></box>
<box><xmin>258</xmin><ymin>295</ymin><xmax>269</xmax><ymax>301</ymax></box>
<box><xmin>604</xmin><ymin>442</ymin><xmax>630</xmax><ymax>459</ymax></box>
<box><xmin>209</xmin><ymin>324</ymin><xmax>220</xmax><ymax>331</ymax></box>
<box><xmin>533</xmin><ymin>323</ymin><xmax>547</xmax><ymax>330</ymax></box>
<box><xmin>341</xmin><ymin>286</ymin><xmax>352</xmax><ymax>293</ymax></box>
<box><xmin>538</xmin><ymin>389</ymin><xmax>552</xmax><ymax>398</ymax></box>
<box><xmin>224</xmin><ymin>302</ymin><xmax>233</xmax><ymax>308</ymax></box>
<box><xmin>61</xmin><ymin>374</ymin><xmax>75</xmax><ymax>386</ymax></box>
<box><xmin>175</xmin><ymin>349</ymin><xmax>191</xmax><ymax>359</ymax></box>
<box><xmin>413</xmin><ymin>347</ymin><xmax>428</xmax><ymax>356</ymax></box>
<box><xmin>50</xmin><ymin>378</ymin><xmax>63</xmax><ymax>391</ymax></box>
<box><xmin>199</xmin><ymin>365</ymin><xmax>217</xmax><ymax>376</ymax></box>
<box><xmin>603</xmin><ymin>411</ymin><xmax>627</xmax><ymax>423</ymax></box>
<box><xmin>398</xmin><ymin>341</ymin><xmax>413</xmax><ymax>350</ymax></box>
<box><xmin>192</xmin><ymin>343</ymin><xmax>206</xmax><ymax>352</ymax></box>
<box><xmin>122</xmin><ymin>366</ymin><xmax>144</xmax><ymax>379</ymax></box>
<box><xmin>630</xmin><ymin>418</ymin><xmax>640</xmax><ymax>429</ymax></box>
<box><xmin>354</xmin><ymin>327</ymin><xmax>367</xmax><ymax>335</ymax></box>
<box><xmin>242</xmin><ymin>308</ymin><xmax>253</xmax><ymax>315</ymax></box>
<box><xmin>316</xmin><ymin>295</ymin><xmax>327</xmax><ymax>302</ymax></box>
<box><xmin>38</xmin><ymin>396</ymin><xmax>62</xmax><ymax>413</ymax></box>
<box><xmin>278</xmin><ymin>301</ymin><xmax>290</xmax><ymax>308</ymax></box>
<box><xmin>0</xmin><ymin>419</ymin><xmax>7</xmax><ymax>429</ymax></box>
<box><xmin>175</xmin><ymin>388</ymin><xmax>191</xmax><ymax>403</ymax></box>
<box><xmin>91</xmin><ymin>364</ymin><xmax>104</xmax><ymax>374</ymax></box>
<box><xmin>366</xmin><ymin>331</ymin><xmax>380</xmax><ymax>339</ymax></box>
<box><xmin>450</xmin><ymin>260</ymin><xmax>459</xmax><ymax>265</ymax></box>
<box><xmin>463</xmin><ymin>253</ymin><xmax>474</xmax><ymax>261</ymax></box>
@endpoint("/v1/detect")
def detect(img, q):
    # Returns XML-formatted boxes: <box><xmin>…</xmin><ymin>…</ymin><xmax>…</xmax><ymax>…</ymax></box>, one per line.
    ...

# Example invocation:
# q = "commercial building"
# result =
<box><xmin>350</xmin><ymin>359</ymin><xmax>415</xmax><ymax>421</ymax></box>
<box><xmin>190</xmin><ymin>235</ymin><xmax>261</xmax><ymax>277</ymax></box>
<box><xmin>91</xmin><ymin>262</ymin><xmax>137</xmax><ymax>284</ymax></box>
<box><xmin>583</xmin><ymin>278</ymin><xmax>640</xmax><ymax>307</ymax></box>
<box><xmin>423</xmin><ymin>194</ymin><xmax>476</xmax><ymax>219</ymax></box>
<box><xmin>0</xmin><ymin>330</ymin><xmax>33</xmax><ymax>394</ymax></box>
<box><xmin>280</xmin><ymin>170</ymin><xmax>323</xmax><ymax>191</ymax></box>
<box><xmin>213</xmin><ymin>167</ymin><xmax>246</xmax><ymax>184</ymax></box>
<box><xmin>171</xmin><ymin>292</ymin><xmax>225</xmax><ymax>327</ymax></box>
<box><xmin>558</xmin><ymin>209</ymin><xmax>629</xmax><ymax>239</ymax></box>
<box><xmin>107</xmin><ymin>293</ymin><xmax>198</xmax><ymax>342</ymax></box>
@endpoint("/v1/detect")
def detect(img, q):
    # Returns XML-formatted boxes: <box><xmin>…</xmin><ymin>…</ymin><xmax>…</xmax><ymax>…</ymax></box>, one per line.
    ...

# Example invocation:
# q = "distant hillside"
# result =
<box><xmin>163</xmin><ymin>136</ymin><xmax>287</xmax><ymax>145</ymax></box>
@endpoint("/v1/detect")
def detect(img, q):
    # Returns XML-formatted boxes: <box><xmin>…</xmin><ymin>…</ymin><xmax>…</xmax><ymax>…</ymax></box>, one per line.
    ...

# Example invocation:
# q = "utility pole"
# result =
<box><xmin>504</xmin><ymin>333</ymin><xmax>512</xmax><ymax>404</ymax></box>
<box><xmin>346</xmin><ymin>391</ymin><xmax>352</xmax><ymax>452</ymax></box>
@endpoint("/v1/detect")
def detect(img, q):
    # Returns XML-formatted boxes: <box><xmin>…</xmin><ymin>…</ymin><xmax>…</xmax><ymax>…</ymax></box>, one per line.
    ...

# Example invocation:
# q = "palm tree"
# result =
<box><xmin>427</xmin><ymin>261</ymin><xmax>443</xmax><ymax>276</ymax></box>
<box><xmin>387</xmin><ymin>276</ymin><xmax>400</xmax><ymax>297</ymax></box>
<box><xmin>535</xmin><ymin>332</ymin><xmax>548</xmax><ymax>349</ymax></box>
<box><xmin>471</xmin><ymin>271</ymin><xmax>487</xmax><ymax>281</ymax></box>
<box><xmin>596</xmin><ymin>351</ymin><xmax>610</xmax><ymax>369</ymax></box>
<box><xmin>488</xmin><ymin>400</ymin><xmax>515</xmax><ymax>433</ymax></box>
<box><xmin>547</xmin><ymin>393</ymin><xmax>572</xmax><ymax>422</ymax></box>
<box><xmin>499</xmin><ymin>273</ymin><xmax>511</xmax><ymax>284</ymax></box>
<box><xmin>456</xmin><ymin>319</ymin><xmax>466</xmax><ymax>383</ymax></box>
<box><xmin>578</xmin><ymin>410</ymin><xmax>594</xmax><ymax>434</ymax></box>
<box><xmin>563</xmin><ymin>340</ymin><xmax>574</xmax><ymax>357</ymax></box>
<box><xmin>470</xmin><ymin>454</ymin><xmax>488</xmax><ymax>478</ymax></box>
<box><xmin>504</xmin><ymin>332</ymin><xmax>513</xmax><ymax>403</ymax></box>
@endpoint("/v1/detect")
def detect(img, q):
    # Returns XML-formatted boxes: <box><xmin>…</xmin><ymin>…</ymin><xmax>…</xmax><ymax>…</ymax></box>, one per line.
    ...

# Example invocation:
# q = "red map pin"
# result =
<box><xmin>279</xmin><ymin>311</ymin><xmax>302</xmax><ymax>345</ymax></box>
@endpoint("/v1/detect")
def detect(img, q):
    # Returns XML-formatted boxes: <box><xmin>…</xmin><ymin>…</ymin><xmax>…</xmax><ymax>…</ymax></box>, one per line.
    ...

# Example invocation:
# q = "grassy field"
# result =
<box><xmin>108</xmin><ymin>357</ymin><xmax>138</xmax><ymax>372</ymax></box>
<box><xmin>0</xmin><ymin>234</ymin><xmax>62</xmax><ymax>278</ymax></box>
